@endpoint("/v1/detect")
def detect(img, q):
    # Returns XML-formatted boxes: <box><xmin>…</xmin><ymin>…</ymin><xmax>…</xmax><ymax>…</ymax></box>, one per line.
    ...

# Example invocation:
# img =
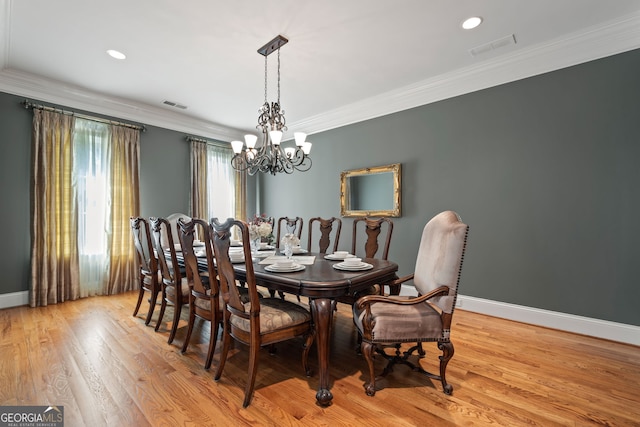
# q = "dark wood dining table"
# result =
<box><xmin>184</xmin><ymin>249</ymin><xmax>398</xmax><ymax>406</ymax></box>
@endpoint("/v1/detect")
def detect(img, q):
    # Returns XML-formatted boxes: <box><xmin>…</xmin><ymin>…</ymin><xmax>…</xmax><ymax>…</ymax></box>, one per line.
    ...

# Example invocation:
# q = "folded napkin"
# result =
<box><xmin>259</xmin><ymin>255</ymin><xmax>316</xmax><ymax>265</ymax></box>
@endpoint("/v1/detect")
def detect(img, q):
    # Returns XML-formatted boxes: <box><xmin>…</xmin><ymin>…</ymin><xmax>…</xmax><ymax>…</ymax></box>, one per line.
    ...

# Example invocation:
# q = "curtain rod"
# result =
<box><xmin>22</xmin><ymin>100</ymin><xmax>146</xmax><ymax>132</ymax></box>
<box><xmin>186</xmin><ymin>135</ymin><xmax>231</xmax><ymax>150</ymax></box>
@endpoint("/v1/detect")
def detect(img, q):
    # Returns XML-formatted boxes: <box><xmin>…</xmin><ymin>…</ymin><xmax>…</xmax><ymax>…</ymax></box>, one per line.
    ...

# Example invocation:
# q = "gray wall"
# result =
<box><xmin>1</xmin><ymin>48</ymin><xmax>638</xmax><ymax>327</ymax></box>
<box><xmin>0</xmin><ymin>94</ymin><xmax>32</xmax><ymax>294</ymax></box>
<box><xmin>138</xmin><ymin>126</ymin><xmax>191</xmax><ymax>219</ymax></box>
<box><xmin>261</xmin><ymin>49</ymin><xmax>640</xmax><ymax>326</ymax></box>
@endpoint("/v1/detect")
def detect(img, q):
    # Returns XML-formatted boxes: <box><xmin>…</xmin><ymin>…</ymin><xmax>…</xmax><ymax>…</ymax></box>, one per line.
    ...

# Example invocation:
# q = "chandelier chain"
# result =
<box><xmin>277</xmin><ymin>47</ymin><xmax>281</xmax><ymax>104</ymax></box>
<box><xmin>264</xmin><ymin>54</ymin><xmax>268</xmax><ymax>104</ymax></box>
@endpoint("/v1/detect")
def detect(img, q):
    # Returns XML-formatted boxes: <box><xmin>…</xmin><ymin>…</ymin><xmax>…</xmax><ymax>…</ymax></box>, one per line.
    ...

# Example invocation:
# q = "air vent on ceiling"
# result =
<box><xmin>162</xmin><ymin>100</ymin><xmax>188</xmax><ymax>109</ymax></box>
<box><xmin>469</xmin><ymin>34</ymin><xmax>517</xmax><ymax>57</ymax></box>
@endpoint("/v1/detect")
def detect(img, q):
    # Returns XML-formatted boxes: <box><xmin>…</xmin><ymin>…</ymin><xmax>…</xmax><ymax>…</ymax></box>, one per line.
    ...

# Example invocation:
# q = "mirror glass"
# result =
<box><xmin>340</xmin><ymin>163</ymin><xmax>401</xmax><ymax>217</ymax></box>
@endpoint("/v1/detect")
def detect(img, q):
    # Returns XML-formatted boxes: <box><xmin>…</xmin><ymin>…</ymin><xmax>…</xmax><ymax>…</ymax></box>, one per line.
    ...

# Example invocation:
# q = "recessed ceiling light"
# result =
<box><xmin>462</xmin><ymin>16</ymin><xmax>483</xmax><ymax>30</ymax></box>
<box><xmin>107</xmin><ymin>49</ymin><xmax>126</xmax><ymax>60</ymax></box>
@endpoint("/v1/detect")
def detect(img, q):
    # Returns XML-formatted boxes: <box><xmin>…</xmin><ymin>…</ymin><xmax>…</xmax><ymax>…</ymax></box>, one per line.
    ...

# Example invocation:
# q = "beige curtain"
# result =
<box><xmin>235</xmin><ymin>170</ymin><xmax>246</xmax><ymax>221</ymax></box>
<box><xmin>30</xmin><ymin>109</ymin><xmax>141</xmax><ymax>306</ymax></box>
<box><xmin>30</xmin><ymin>109</ymin><xmax>80</xmax><ymax>307</ymax></box>
<box><xmin>190</xmin><ymin>139</ymin><xmax>208</xmax><ymax>219</ymax></box>
<box><xmin>105</xmin><ymin>125</ymin><xmax>140</xmax><ymax>294</ymax></box>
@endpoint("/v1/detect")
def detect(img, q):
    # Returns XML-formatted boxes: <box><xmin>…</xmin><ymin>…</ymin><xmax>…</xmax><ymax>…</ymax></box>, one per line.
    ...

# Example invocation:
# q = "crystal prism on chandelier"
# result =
<box><xmin>231</xmin><ymin>35</ymin><xmax>312</xmax><ymax>175</ymax></box>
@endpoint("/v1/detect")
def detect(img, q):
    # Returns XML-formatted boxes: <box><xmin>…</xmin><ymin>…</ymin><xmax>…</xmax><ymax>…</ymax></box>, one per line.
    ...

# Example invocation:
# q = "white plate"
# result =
<box><xmin>230</xmin><ymin>258</ymin><xmax>245</xmax><ymax>264</ymax></box>
<box><xmin>291</xmin><ymin>247</ymin><xmax>308</xmax><ymax>254</ymax></box>
<box><xmin>259</xmin><ymin>245</ymin><xmax>275</xmax><ymax>251</ymax></box>
<box><xmin>324</xmin><ymin>253</ymin><xmax>353</xmax><ymax>260</ymax></box>
<box><xmin>230</xmin><ymin>241</ymin><xmax>243</xmax><ymax>247</ymax></box>
<box><xmin>265</xmin><ymin>264</ymin><xmax>305</xmax><ymax>273</ymax></box>
<box><xmin>333</xmin><ymin>262</ymin><xmax>373</xmax><ymax>271</ymax></box>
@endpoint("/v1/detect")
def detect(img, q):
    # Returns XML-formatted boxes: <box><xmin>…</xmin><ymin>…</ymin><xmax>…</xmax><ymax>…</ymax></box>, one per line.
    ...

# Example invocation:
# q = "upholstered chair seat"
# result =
<box><xmin>192</xmin><ymin>287</ymin><xmax>227</xmax><ymax>312</ymax></box>
<box><xmin>231</xmin><ymin>298</ymin><xmax>312</xmax><ymax>332</ymax></box>
<box><xmin>353</xmin><ymin>295</ymin><xmax>443</xmax><ymax>342</ymax></box>
<box><xmin>165</xmin><ymin>277</ymin><xmax>190</xmax><ymax>301</ymax></box>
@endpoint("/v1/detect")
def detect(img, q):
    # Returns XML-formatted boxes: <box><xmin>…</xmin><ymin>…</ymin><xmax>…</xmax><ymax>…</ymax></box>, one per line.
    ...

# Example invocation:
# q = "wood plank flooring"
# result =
<box><xmin>1</xmin><ymin>291</ymin><xmax>639</xmax><ymax>426</ymax></box>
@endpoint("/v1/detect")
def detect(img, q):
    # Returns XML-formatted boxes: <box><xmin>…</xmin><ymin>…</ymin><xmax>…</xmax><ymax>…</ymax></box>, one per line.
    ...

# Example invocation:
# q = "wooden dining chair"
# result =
<box><xmin>162</xmin><ymin>212</ymin><xmax>191</xmax><ymax>248</ymax></box>
<box><xmin>178</xmin><ymin>218</ymin><xmax>221</xmax><ymax>370</ymax></box>
<box><xmin>306</xmin><ymin>216</ymin><xmax>342</xmax><ymax>254</ymax></box>
<box><xmin>272</xmin><ymin>216</ymin><xmax>304</xmax><ymax>300</ymax></box>
<box><xmin>149</xmin><ymin>217</ymin><xmax>189</xmax><ymax>345</ymax></box>
<box><xmin>130</xmin><ymin>217</ymin><xmax>160</xmax><ymax>326</ymax></box>
<box><xmin>275</xmin><ymin>216</ymin><xmax>303</xmax><ymax>249</ymax></box>
<box><xmin>353</xmin><ymin>211</ymin><xmax>468</xmax><ymax>397</ymax></box>
<box><xmin>351</xmin><ymin>217</ymin><xmax>394</xmax><ymax>261</ymax></box>
<box><xmin>210</xmin><ymin>217</ymin><xmax>315</xmax><ymax>408</ymax></box>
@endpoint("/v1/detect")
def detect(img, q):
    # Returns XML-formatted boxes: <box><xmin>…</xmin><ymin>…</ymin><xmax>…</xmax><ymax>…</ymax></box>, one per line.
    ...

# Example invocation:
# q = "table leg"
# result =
<box><xmin>310</xmin><ymin>297</ymin><xmax>335</xmax><ymax>406</ymax></box>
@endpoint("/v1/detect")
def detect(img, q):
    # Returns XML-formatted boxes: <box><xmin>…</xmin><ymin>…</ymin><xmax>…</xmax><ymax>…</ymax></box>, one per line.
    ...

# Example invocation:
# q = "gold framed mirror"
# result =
<box><xmin>340</xmin><ymin>163</ymin><xmax>401</xmax><ymax>217</ymax></box>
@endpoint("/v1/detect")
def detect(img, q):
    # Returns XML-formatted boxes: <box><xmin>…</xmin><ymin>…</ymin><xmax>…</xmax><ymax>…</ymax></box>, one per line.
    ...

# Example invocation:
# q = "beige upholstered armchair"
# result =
<box><xmin>353</xmin><ymin>210</ymin><xmax>468</xmax><ymax>396</ymax></box>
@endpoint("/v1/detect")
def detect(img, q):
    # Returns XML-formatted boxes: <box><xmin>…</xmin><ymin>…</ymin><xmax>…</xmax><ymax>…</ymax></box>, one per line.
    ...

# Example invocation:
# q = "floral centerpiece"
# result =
<box><xmin>280</xmin><ymin>233</ymin><xmax>300</xmax><ymax>258</ymax></box>
<box><xmin>248</xmin><ymin>213</ymin><xmax>274</xmax><ymax>245</ymax></box>
<box><xmin>280</xmin><ymin>233</ymin><xmax>300</xmax><ymax>247</ymax></box>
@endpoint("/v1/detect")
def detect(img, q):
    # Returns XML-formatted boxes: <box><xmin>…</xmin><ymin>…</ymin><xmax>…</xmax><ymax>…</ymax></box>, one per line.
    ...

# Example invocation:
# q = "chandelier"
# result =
<box><xmin>231</xmin><ymin>35</ymin><xmax>312</xmax><ymax>175</ymax></box>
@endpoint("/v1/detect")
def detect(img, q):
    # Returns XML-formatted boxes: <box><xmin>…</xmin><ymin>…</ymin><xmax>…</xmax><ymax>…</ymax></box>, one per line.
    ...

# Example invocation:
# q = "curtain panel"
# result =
<box><xmin>30</xmin><ymin>109</ymin><xmax>80</xmax><ymax>306</ymax></box>
<box><xmin>190</xmin><ymin>140</ymin><xmax>208</xmax><ymax>219</ymax></box>
<box><xmin>106</xmin><ymin>125</ymin><xmax>140</xmax><ymax>294</ymax></box>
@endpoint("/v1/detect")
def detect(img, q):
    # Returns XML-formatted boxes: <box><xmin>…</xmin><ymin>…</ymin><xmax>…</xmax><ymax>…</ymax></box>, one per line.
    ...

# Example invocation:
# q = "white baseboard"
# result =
<box><xmin>399</xmin><ymin>285</ymin><xmax>640</xmax><ymax>347</ymax></box>
<box><xmin>3</xmin><ymin>287</ymin><xmax>639</xmax><ymax>347</ymax></box>
<box><xmin>0</xmin><ymin>290</ymin><xmax>29</xmax><ymax>309</ymax></box>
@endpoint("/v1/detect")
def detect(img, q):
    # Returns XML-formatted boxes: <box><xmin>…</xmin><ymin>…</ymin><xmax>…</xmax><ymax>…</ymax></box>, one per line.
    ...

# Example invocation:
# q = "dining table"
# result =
<box><xmin>178</xmin><ymin>246</ymin><xmax>399</xmax><ymax>406</ymax></box>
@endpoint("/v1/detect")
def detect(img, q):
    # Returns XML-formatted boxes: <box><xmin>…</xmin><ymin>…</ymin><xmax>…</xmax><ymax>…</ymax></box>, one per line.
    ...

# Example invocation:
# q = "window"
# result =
<box><xmin>206</xmin><ymin>143</ymin><xmax>236</xmax><ymax>221</ymax></box>
<box><xmin>73</xmin><ymin>119</ymin><xmax>111</xmax><ymax>295</ymax></box>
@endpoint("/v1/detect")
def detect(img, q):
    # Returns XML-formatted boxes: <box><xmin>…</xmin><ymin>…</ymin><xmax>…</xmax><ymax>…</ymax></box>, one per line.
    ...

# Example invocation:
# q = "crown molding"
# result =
<box><xmin>0</xmin><ymin>68</ymin><xmax>242</xmax><ymax>141</ymax></box>
<box><xmin>1</xmin><ymin>11</ymin><xmax>639</xmax><ymax>139</ymax></box>
<box><xmin>291</xmin><ymin>12</ymin><xmax>640</xmax><ymax>135</ymax></box>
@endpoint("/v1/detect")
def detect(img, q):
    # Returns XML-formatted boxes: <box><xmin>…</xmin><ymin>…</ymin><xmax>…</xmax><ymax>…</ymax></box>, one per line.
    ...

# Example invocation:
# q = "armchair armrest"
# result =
<box><xmin>385</xmin><ymin>273</ymin><xmax>414</xmax><ymax>296</ymax></box>
<box><xmin>390</xmin><ymin>273</ymin><xmax>414</xmax><ymax>287</ymax></box>
<box><xmin>356</xmin><ymin>285</ymin><xmax>450</xmax><ymax>310</ymax></box>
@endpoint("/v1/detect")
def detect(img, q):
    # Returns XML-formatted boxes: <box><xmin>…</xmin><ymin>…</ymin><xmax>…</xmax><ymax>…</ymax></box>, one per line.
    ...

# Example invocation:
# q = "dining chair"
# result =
<box><xmin>306</xmin><ymin>216</ymin><xmax>342</xmax><ymax>254</ymax></box>
<box><xmin>210</xmin><ymin>217</ymin><xmax>315</xmax><ymax>408</ymax></box>
<box><xmin>162</xmin><ymin>212</ymin><xmax>191</xmax><ymax>249</ymax></box>
<box><xmin>149</xmin><ymin>217</ymin><xmax>189</xmax><ymax>345</ymax></box>
<box><xmin>351</xmin><ymin>217</ymin><xmax>394</xmax><ymax>261</ymax></box>
<box><xmin>272</xmin><ymin>216</ymin><xmax>304</xmax><ymax>300</ymax></box>
<box><xmin>130</xmin><ymin>217</ymin><xmax>160</xmax><ymax>326</ymax></box>
<box><xmin>333</xmin><ymin>217</ymin><xmax>395</xmax><ymax>309</ymax></box>
<box><xmin>353</xmin><ymin>210</ymin><xmax>468</xmax><ymax>397</ymax></box>
<box><xmin>178</xmin><ymin>217</ymin><xmax>221</xmax><ymax>370</ymax></box>
<box><xmin>275</xmin><ymin>216</ymin><xmax>304</xmax><ymax>249</ymax></box>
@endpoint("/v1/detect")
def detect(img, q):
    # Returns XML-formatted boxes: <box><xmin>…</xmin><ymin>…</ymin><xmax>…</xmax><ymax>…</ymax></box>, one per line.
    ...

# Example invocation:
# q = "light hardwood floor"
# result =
<box><xmin>1</xmin><ymin>291</ymin><xmax>638</xmax><ymax>426</ymax></box>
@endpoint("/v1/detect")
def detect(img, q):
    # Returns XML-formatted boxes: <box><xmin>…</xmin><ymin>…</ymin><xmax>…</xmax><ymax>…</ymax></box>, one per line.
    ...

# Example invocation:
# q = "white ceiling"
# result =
<box><xmin>1</xmin><ymin>0</ymin><xmax>640</xmax><ymax>141</ymax></box>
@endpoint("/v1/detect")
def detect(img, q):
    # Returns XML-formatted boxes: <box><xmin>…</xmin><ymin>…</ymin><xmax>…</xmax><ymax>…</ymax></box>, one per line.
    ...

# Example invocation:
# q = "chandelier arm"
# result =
<box><xmin>294</xmin><ymin>156</ymin><xmax>312</xmax><ymax>172</ymax></box>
